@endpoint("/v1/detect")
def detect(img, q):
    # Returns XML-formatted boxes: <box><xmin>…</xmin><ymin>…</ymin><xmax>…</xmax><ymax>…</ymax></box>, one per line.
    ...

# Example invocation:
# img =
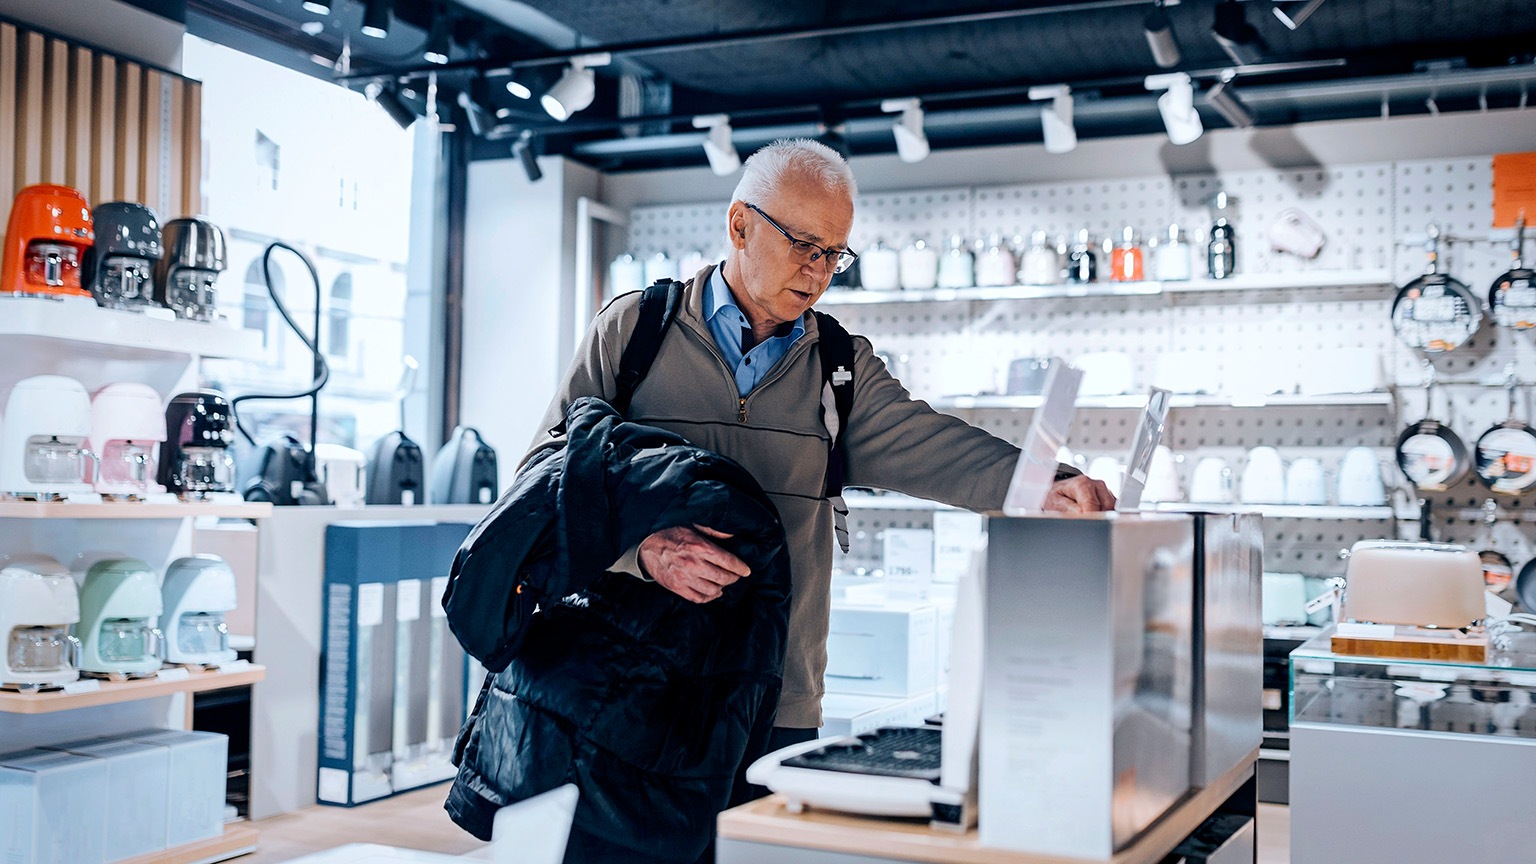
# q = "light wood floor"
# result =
<box><xmin>238</xmin><ymin>785</ymin><xmax>1293</xmax><ymax>862</ymax></box>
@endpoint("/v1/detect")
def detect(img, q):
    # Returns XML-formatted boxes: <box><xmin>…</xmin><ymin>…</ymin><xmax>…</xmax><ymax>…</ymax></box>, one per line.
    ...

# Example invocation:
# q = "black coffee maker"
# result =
<box><xmin>86</xmin><ymin>202</ymin><xmax>163</xmax><ymax>311</ymax></box>
<box><xmin>158</xmin><ymin>391</ymin><xmax>237</xmax><ymax>498</ymax></box>
<box><xmin>429</xmin><ymin>426</ymin><xmax>497</xmax><ymax>505</ymax></box>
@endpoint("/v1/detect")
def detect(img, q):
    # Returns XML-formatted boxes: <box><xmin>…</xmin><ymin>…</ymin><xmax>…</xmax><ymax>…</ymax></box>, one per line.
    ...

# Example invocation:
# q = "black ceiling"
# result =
<box><xmin>179</xmin><ymin>0</ymin><xmax>1536</xmax><ymax>171</ymax></box>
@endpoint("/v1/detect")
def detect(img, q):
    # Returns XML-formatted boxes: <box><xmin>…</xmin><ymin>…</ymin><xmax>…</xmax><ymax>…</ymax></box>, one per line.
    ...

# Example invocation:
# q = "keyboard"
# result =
<box><xmin>780</xmin><ymin>726</ymin><xmax>942</xmax><ymax>783</ymax></box>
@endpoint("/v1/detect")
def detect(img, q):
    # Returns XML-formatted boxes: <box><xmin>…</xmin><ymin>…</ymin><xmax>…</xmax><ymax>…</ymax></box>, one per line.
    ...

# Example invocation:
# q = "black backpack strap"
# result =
<box><xmin>613</xmin><ymin>280</ymin><xmax>683</xmax><ymax>417</ymax></box>
<box><xmin>813</xmin><ymin>310</ymin><xmax>856</xmax><ymax>553</ymax></box>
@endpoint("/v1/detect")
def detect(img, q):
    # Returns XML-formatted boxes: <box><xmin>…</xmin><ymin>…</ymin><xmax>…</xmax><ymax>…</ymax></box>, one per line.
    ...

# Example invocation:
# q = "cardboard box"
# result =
<box><xmin>824</xmin><ymin>600</ymin><xmax>936</xmax><ymax>698</ymax></box>
<box><xmin>819</xmin><ymin>691</ymin><xmax>940</xmax><ymax>740</ymax></box>
<box><xmin>119</xmin><ymin>729</ymin><xmax>227</xmax><ymax>846</ymax></box>
<box><xmin>45</xmin><ymin>738</ymin><xmax>169</xmax><ymax>861</ymax></box>
<box><xmin>0</xmin><ymin>747</ymin><xmax>109</xmax><ymax>864</ymax></box>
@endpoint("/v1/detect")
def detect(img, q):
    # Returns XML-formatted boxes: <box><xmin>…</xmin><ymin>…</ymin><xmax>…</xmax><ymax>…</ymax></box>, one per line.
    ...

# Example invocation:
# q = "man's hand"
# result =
<box><xmin>1044</xmin><ymin>474</ymin><xmax>1117</xmax><ymax>513</ymax></box>
<box><xmin>639</xmin><ymin>524</ymin><xmax>750</xmax><ymax>604</ymax></box>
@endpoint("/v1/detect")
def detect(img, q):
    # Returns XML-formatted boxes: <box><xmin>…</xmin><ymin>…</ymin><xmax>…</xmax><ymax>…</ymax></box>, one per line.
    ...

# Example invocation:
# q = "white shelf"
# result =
<box><xmin>1152</xmin><ymin>502</ymin><xmax>1396</xmax><ymax>520</ymax></box>
<box><xmin>0</xmin><ymin>500</ymin><xmax>272</xmax><ymax>519</ymax></box>
<box><xmin>1265</xmin><ymin>625</ymin><xmax>1326</xmax><ymax>641</ymax></box>
<box><xmin>932</xmin><ymin>392</ymin><xmax>1392</xmax><ymax>410</ymax></box>
<box><xmin>0</xmin><ymin>295</ymin><xmax>263</xmax><ymax>361</ymax></box>
<box><xmin>842</xmin><ymin>492</ymin><xmax>955</xmax><ymax>511</ymax></box>
<box><xmin>817</xmin><ymin>269</ymin><xmax>1395</xmax><ymax>306</ymax></box>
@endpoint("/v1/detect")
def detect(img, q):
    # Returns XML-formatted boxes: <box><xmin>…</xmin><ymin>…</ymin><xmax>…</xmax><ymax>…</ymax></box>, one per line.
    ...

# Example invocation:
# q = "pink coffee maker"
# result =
<box><xmin>90</xmin><ymin>383</ymin><xmax>166</xmax><ymax>499</ymax></box>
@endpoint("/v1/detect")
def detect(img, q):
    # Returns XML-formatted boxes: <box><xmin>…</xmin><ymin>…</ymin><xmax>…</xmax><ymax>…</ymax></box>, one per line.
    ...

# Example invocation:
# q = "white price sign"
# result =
<box><xmin>882</xmin><ymin>529</ymin><xmax>934</xmax><ymax>582</ymax></box>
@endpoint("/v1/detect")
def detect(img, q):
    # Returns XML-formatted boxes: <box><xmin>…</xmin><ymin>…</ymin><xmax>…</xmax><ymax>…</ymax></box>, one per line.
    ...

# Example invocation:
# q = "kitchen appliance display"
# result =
<box><xmin>1110</xmin><ymin>227</ymin><xmax>1145</xmax><ymax>282</ymax></box>
<box><xmin>77</xmin><ymin>558</ymin><xmax>164</xmax><ymax>678</ymax></box>
<box><xmin>1391</xmin><ymin>223</ymin><xmax>1481</xmax><ymax>354</ymax></box>
<box><xmin>157</xmin><ymin>390</ymin><xmax>237</xmax><ymax>499</ymax></box>
<box><xmin>975</xmin><ymin>234</ymin><xmax>1017</xmax><ymax>287</ymax></box>
<box><xmin>0</xmin><ymin>557</ymin><xmax>81</xmax><ymax>690</ymax></box>
<box><xmin>1019</xmin><ymin>230</ymin><xmax>1060</xmax><ymax>286</ymax></box>
<box><xmin>1155</xmin><ymin>223</ymin><xmax>1193</xmax><ymax>281</ymax></box>
<box><xmin>152</xmin><ymin>217</ymin><xmax>226</xmax><ymax>321</ymax></box>
<box><xmin>1066</xmin><ymin>229</ymin><xmax>1098</xmax><ymax>283</ymax></box>
<box><xmin>84</xmin><ymin>201</ymin><xmax>163</xmax><ymax>311</ymax></box>
<box><xmin>1</xmin><ymin>184</ymin><xmax>95</xmax><ymax>299</ymax></box>
<box><xmin>0</xmin><ymin>375</ymin><xmax>97</xmax><ymax>500</ymax></box>
<box><xmin>90</xmin><ymin>383</ymin><xmax>166</xmax><ymax>499</ymax></box>
<box><xmin>859</xmin><ymin>239</ymin><xmax>900</xmax><ymax>291</ymax></box>
<box><xmin>898</xmin><ymin>238</ymin><xmax>938</xmax><ymax>291</ymax></box>
<box><xmin>160</xmin><ymin>555</ymin><xmax>238</xmax><ymax>667</ymax></box>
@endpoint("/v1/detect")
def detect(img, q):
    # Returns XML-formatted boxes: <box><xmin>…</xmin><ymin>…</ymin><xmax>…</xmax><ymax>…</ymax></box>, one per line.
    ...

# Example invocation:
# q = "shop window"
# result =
<box><xmin>329</xmin><ymin>273</ymin><xmax>353</xmax><ymax>359</ymax></box>
<box><xmin>242</xmin><ymin>259</ymin><xmax>278</xmax><ymax>348</ymax></box>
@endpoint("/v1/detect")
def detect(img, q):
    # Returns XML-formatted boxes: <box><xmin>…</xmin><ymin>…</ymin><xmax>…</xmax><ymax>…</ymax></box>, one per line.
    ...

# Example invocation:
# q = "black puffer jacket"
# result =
<box><xmin>442</xmin><ymin>397</ymin><xmax>792</xmax><ymax>860</ymax></box>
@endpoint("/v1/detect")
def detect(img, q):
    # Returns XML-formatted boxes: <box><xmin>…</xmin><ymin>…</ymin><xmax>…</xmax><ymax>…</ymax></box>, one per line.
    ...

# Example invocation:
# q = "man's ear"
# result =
<box><xmin>727</xmin><ymin>202</ymin><xmax>750</xmax><ymax>249</ymax></box>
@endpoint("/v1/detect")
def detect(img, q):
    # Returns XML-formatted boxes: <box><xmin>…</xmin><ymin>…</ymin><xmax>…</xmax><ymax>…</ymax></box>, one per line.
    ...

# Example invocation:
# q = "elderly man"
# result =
<box><xmin>534</xmin><ymin>136</ymin><xmax>1113</xmax><ymax>744</ymax></box>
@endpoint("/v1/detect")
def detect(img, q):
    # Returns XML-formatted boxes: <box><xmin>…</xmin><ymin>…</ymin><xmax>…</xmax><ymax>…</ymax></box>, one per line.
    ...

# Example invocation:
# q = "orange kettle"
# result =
<box><xmin>1</xmin><ymin>184</ymin><xmax>95</xmax><ymax>299</ymax></box>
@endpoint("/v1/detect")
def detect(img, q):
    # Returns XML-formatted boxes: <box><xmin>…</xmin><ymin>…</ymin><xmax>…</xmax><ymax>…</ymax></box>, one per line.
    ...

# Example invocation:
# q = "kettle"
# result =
<box><xmin>430</xmin><ymin>426</ymin><xmax>498</xmax><ymax>505</ymax></box>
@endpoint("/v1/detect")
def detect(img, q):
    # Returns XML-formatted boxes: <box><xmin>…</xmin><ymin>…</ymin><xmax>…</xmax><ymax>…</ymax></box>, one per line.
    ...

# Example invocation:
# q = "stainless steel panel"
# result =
<box><xmin>1194</xmin><ymin>513</ymin><xmax>1264</xmax><ymax>786</ymax></box>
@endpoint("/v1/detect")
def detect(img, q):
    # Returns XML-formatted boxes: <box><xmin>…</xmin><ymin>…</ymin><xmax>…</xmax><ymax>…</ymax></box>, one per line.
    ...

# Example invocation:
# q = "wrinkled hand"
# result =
<box><xmin>1044</xmin><ymin>474</ymin><xmax>1117</xmax><ymax>513</ymax></box>
<box><xmin>639</xmin><ymin>524</ymin><xmax>750</xmax><ymax>604</ymax></box>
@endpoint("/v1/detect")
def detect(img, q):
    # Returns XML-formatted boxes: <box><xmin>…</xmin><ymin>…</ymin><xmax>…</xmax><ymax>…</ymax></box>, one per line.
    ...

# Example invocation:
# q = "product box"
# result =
<box><xmin>119</xmin><ymin>729</ymin><xmax>228</xmax><ymax>846</ymax></box>
<box><xmin>319</xmin><ymin>521</ymin><xmax>474</xmax><ymax>806</ymax></box>
<box><xmin>824</xmin><ymin>599</ymin><xmax>937</xmax><ymax>698</ymax></box>
<box><xmin>819</xmin><ymin>691</ymin><xmax>940</xmax><ymax>740</ymax></box>
<box><xmin>0</xmin><ymin>747</ymin><xmax>109</xmax><ymax>864</ymax></box>
<box><xmin>45</xmin><ymin>738</ymin><xmax>170</xmax><ymax>861</ymax></box>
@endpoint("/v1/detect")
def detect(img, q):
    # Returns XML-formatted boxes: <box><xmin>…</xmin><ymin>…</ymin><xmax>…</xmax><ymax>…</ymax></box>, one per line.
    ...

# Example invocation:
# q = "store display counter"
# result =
<box><xmin>718</xmin><ymin>749</ymin><xmax>1256</xmax><ymax>864</ymax></box>
<box><xmin>1289</xmin><ymin>627</ymin><xmax>1536</xmax><ymax>863</ymax></box>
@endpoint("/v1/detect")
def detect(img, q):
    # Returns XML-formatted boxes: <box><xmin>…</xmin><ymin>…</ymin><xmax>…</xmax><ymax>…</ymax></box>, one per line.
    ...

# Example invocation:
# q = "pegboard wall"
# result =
<box><xmin>625</xmin><ymin>154</ymin><xmax>1536</xmax><ymax>579</ymax></box>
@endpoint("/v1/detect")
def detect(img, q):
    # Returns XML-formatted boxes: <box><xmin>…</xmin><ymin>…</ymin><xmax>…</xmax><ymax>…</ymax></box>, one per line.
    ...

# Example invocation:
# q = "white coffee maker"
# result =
<box><xmin>161</xmin><ymin>555</ymin><xmax>237</xmax><ymax>667</ymax></box>
<box><xmin>0</xmin><ymin>375</ymin><xmax>98</xmax><ymax>500</ymax></box>
<box><xmin>90</xmin><ymin>383</ymin><xmax>166</xmax><ymax>499</ymax></box>
<box><xmin>0</xmin><ymin>556</ymin><xmax>82</xmax><ymax>690</ymax></box>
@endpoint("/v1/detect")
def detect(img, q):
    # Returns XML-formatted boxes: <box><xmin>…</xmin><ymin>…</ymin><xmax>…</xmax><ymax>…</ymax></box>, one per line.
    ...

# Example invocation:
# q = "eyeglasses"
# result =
<box><xmin>745</xmin><ymin>203</ymin><xmax>859</xmax><ymax>274</ymax></box>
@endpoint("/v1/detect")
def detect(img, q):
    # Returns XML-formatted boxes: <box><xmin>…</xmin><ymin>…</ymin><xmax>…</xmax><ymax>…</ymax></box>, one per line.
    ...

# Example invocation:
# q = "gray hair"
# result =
<box><xmin>729</xmin><ymin>138</ymin><xmax>858</xmax><ymax>206</ymax></box>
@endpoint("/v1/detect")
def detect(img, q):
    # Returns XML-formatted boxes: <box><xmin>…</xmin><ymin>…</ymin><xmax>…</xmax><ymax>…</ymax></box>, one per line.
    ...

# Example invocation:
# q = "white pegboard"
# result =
<box><xmin>971</xmin><ymin>177</ymin><xmax>1173</xmax><ymax>248</ymax></box>
<box><xmin>625</xmin><ymin>202</ymin><xmax>729</xmax><ymax>260</ymax></box>
<box><xmin>832</xmin><ymin>508</ymin><xmax>937</xmax><ymax>578</ymax></box>
<box><xmin>848</xmin><ymin>189</ymin><xmax>973</xmax><ymax>250</ymax></box>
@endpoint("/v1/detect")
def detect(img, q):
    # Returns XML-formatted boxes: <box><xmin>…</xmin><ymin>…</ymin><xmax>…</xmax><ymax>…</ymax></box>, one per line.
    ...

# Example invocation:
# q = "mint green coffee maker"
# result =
<box><xmin>77</xmin><ymin>558</ymin><xmax>164</xmax><ymax>677</ymax></box>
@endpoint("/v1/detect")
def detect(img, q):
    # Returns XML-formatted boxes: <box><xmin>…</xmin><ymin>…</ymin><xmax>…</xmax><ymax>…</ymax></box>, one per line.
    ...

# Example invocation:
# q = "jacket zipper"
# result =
<box><xmin>738</xmin><ymin>397</ymin><xmax>747</xmax><ymax>422</ymax></box>
<box><xmin>678</xmin><ymin>314</ymin><xmax>818</xmax><ymax>424</ymax></box>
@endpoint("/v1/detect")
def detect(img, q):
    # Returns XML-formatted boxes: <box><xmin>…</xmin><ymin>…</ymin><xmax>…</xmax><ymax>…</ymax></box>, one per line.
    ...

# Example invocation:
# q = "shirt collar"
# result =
<box><xmin>706</xmin><ymin>267</ymin><xmax>806</xmax><ymax>340</ymax></box>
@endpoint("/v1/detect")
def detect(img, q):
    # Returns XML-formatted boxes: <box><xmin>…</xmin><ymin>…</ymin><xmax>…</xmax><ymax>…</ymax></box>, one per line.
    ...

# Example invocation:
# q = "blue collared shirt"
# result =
<box><xmin>705</xmin><ymin>267</ymin><xmax>806</xmax><ymax>397</ymax></box>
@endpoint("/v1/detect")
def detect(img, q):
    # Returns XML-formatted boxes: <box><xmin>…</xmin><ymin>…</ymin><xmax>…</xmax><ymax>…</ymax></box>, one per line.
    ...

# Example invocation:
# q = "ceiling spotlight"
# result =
<box><xmin>1273</xmin><ymin>0</ymin><xmax>1327</xmax><ymax>29</ymax></box>
<box><xmin>692</xmin><ymin>114</ymin><xmax>741</xmax><ymax>175</ymax></box>
<box><xmin>302</xmin><ymin>0</ymin><xmax>332</xmax><ymax>13</ymax></box>
<box><xmin>880</xmin><ymin>98</ymin><xmax>930</xmax><ymax>163</ymax></box>
<box><xmin>1026</xmin><ymin>85</ymin><xmax>1077</xmax><ymax>154</ymax></box>
<box><xmin>361</xmin><ymin>0</ymin><xmax>393</xmax><ymax>39</ymax></box>
<box><xmin>1212</xmin><ymin>0</ymin><xmax>1265</xmax><ymax>66</ymax></box>
<box><xmin>1146</xmin><ymin>72</ymin><xmax>1203</xmax><ymax>145</ymax></box>
<box><xmin>301</xmin><ymin>20</ymin><xmax>325</xmax><ymax>36</ymax></box>
<box><xmin>365</xmin><ymin>79</ymin><xmax>416</xmax><ymax>129</ymax></box>
<box><xmin>1143</xmin><ymin>0</ymin><xmax>1181</xmax><ymax>69</ymax></box>
<box><xmin>422</xmin><ymin>13</ymin><xmax>451</xmax><ymax>65</ymax></box>
<box><xmin>506</xmin><ymin>78</ymin><xmax>532</xmax><ymax>99</ymax></box>
<box><xmin>1203</xmin><ymin>74</ymin><xmax>1255</xmax><ymax>128</ymax></box>
<box><xmin>540</xmin><ymin>53</ymin><xmax>609</xmax><ymax>122</ymax></box>
<box><xmin>457</xmin><ymin>91</ymin><xmax>492</xmax><ymax>136</ymax></box>
<box><xmin>514</xmin><ymin>132</ymin><xmax>542</xmax><ymax>183</ymax></box>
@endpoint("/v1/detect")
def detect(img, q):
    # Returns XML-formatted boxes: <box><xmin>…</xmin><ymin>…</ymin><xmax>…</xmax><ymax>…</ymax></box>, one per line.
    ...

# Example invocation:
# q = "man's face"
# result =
<box><xmin>726</xmin><ymin>172</ymin><xmax>855</xmax><ymax>329</ymax></box>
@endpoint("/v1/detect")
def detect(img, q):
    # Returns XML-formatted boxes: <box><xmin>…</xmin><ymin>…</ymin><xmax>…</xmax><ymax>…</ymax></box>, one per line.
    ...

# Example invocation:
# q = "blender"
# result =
<box><xmin>0</xmin><ymin>556</ymin><xmax>81</xmax><ymax>690</ymax></box>
<box><xmin>157</xmin><ymin>390</ymin><xmax>237</xmax><ymax>499</ymax></box>
<box><xmin>76</xmin><ymin>558</ymin><xmax>164</xmax><ymax>678</ymax></box>
<box><xmin>152</xmin><ymin>217</ymin><xmax>227</xmax><ymax>321</ymax></box>
<box><xmin>0</xmin><ymin>184</ymin><xmax>95</xmax><ymax>299</ymax></box>
<box><xmin>90</xmin><ymin>383</ymin><xmax>166</xmax><ymax>500</ymax></box>
<box><xmin>84</xmin><ymin>201</ymin><xmax>164</xmax><ymax>311</ymax></box>
<box><xmin>160</xmin><ymin>556</ymin><xmax>237</xmax><ymax>667</ymax></box>
<box><xmin>0</xmin><ymin>375</ymin><xmax>98</xmax><ymax>500</ymax></box>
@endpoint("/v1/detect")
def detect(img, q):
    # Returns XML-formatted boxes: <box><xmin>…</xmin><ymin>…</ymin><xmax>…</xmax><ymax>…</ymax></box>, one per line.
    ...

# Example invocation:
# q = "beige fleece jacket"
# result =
<box><xmin>527</xmin><ymin>263</ymin><xmax>1020</xmax><ymax>727</ymax></box>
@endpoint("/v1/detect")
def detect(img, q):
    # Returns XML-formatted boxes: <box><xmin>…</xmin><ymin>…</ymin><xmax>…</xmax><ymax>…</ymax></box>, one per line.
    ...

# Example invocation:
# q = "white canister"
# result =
<box><xmin>976</xmin><ymin>234</ymin><xmax>1018</xmax><ymax>287</ymax></box>
<box><xmin>1020</xmin><ymin>229</ymin><xmax>1060</xmax><ymax>286</ymax></box>
<box><xmin>899</xmin><ymin>238</ymin><xmax>939</xmax><ymax>291</ymax></box>
<box><xmin>1154</xmin><ymin>224</ymin><xmax>1192</xmax><ymax>282</ymax></box>
<box><xmin>860</xmin><ymin>240</ymin><xmax>901</xmax><ymax>291</ymax></box>
<box><xmin>609</xmin><ymin>253</ymin><xmax>646</xmax><ymax>295</ymax></box>
<box><xmin>643</xmin><ymin>251</ymin><xmax>676</xmax><ymax>284</ymax></box>
<box><xmin>676</xmin><ymin>249</ymin><xmax>710</xmax><ymax>281</ymax></box>
<box><xmin>936</xmin><ymin>234</ymin><xmax>975</xmax><ymax>289</ymax></box>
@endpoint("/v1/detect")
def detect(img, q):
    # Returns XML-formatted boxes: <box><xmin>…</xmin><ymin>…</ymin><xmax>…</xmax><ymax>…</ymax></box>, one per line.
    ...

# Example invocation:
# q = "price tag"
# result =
<box><xmin>396</xmin><ymin>579</ymin><xmax>423</xmax><ymax>622</ymax></box>
<box><xmin>932</xmin><ymin>512</ymin><xmax>984</xmax><ymax>583</ymax></box>
<box><xmin>219</xmin><ymin>659</ymin><xmax>251</xmax><ymax>673</ymax></box>
<box><xmin>357</xmin><ymin>583</ymin><xmax>385</xmax><ymax>628</ymax></box>
<box><xmin>157</xmin><ymin>667</ymin><xmax>191</xmax><ymax>682</ymax></box>
<box><xmin>882</xmin><ymin>529</ymin><xmax>933</xmax><ymax>582</ymax></box>
<box><xmin>62</xmin><ymin>679</ymin><xmax>101</xmax><ymax>694</ymax></box>
<box><xmin>430</xmin><ymin>576</ymin><xmax>449</xmax><ymax>619</ymax></box>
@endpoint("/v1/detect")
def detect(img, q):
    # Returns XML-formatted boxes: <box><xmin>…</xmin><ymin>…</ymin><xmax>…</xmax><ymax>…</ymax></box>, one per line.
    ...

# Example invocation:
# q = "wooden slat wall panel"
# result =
<box><xmin>0</xmin><ymin>23</ymin><xmax>17</xmax><ymax>211</ymax></box>
<box><xmin>1</xmin><ymin>20</ymin><xmax>201</xmax><ymax>216</ymax></box>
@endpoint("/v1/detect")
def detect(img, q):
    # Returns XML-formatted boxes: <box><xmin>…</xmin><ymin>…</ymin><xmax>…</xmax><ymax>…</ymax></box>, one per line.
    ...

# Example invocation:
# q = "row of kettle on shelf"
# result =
<box><xmin>2</xmin><ymin>184</ymin><xmax>227</xmax><ymax>322</ymax></box>
<box><xmin>1</xmin><ymin>554</ymin><xmax>239</xmax><ymax>689</ymax></box>
<box><xmin>0</xmin><ymin>375</ymin><xmax>498</xmax><ymax>508</ymax></box>
<box><xmin>1079</xmin><ymin>445</ymin><xmax>1390</xmax><ymax>507</ymax></box>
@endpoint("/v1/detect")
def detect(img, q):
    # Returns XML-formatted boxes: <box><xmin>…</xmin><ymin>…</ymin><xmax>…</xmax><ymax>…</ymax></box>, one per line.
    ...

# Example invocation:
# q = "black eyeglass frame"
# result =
<box><xmin>745</xmin><ymin>203</ymin><xmax>859</xmax><ymax>274</ymax></box>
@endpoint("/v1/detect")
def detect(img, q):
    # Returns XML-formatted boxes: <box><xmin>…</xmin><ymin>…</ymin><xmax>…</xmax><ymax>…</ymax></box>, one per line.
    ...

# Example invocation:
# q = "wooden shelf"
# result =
<box><xmin>0</xmin><ymin>500</ymin><xmax>272</xmax><ymax>519</ymax></box>
<box><xmin>119</xmin><ymin>823</ymin><xmax>259</xmax><ymax>864</ymax></box>
<box><xmin>0</xmin><ymin>664</ymin><xmax>265</xmax><ymax>714</ymax></box>
<box><xmin>816</xmin><ymin>269</ymin><xmax>1394</xmax><ymax>306</ymax></box>
<box><xmin>0</xmin><ymin>294</ymin><xmax>263</xmax><ymax>361</ymax></box>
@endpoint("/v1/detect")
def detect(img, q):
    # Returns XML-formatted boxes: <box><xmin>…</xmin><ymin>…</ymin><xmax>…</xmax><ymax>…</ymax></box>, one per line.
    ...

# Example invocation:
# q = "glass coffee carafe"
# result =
<box><xmin>23</xmin><ymin>435</ymin><xmax>95</xmax><ymax>485</ymax></box>
<box><xmin>98</xmin><ymin>617</ymin><xmax>162</xmax><ymax>664</ymax></box>
<box><xmin>95</xmin><ymin>257</ymin><xmax>156</xmax><ymax>310</ymax></box>
<box><xmin>171</xmin><ymin>445</ymin><xmax>236</xmax><ymax>496</ymax></box>
<box><xmin>176</xmin><ymin>612</ymin><xmax>230</xmax><ymax>657</ymax></box>
<box><xmin>23</xmin><ymin>242</ymin><xmax>81</xmax><ymax>291</ymax></box>
<box><xmin>99</xmin><ymin>440</ymin><xmax>157</xmax><ymax>493</ymax></box>
<box><xmin>166</xmin><ymin>269</ymin><xmax>220</xmax><ymax>321</ymax></box>
<box><xmin>7</xmin><ymin>625</ymin><xmax>79</xmax><ymax>674</ymax></box>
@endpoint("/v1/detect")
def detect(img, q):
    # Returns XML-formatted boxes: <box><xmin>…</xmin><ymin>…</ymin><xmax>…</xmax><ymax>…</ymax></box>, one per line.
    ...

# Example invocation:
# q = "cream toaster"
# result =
<box><xmin>1343</xmin><ymin>540</ymin><xmax>1484</xmax><ymax>629</ymax></box>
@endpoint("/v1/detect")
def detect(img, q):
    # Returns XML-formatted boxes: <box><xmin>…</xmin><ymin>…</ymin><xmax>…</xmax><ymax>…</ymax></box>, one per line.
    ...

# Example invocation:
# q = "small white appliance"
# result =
<box><xmin>315</xmin><ymin>443</ymin><xmax>367</xmax><ymax>508</ymax></box>
<box><xmin>0</xmin><ymin>375</ymin><xmax>97</xmax><ymax>500</ymax></box>
<box><xmin>1337</xmin><ymin>446</ymin><xmax>1387</xmax><ymax>506</ymax></box>
<box><xmin>77</xmin><ymin>558</ymin><xmax>163</xmax><ymax>678</ymax></box>
<box><xmin>1144</xmin><ymin>445</ymin><xmax>1183</xmax><ymax>503</ymax></box>
<box><xmin>1344</xmin><ymin>541</ymin><xmax>1484</xmax><ymax>628</ymax></box>
<box><xmin>90</xmin><ymin>383</ymin><xmax>166</xmax><ymax>499</ymax></box>
<box><xmin>1239</xmin><ymin>446</ymin><xmax>1285</xmax><ymax>504</ymax></box>
<box><xmin>1284</xmin><ymin>457</ymin><xmax>1328</xmax><ymax>505</ymax></box>
<box><xmin>161</xmin><ymin>555</ymin><xmax>238</xmax><ymax>666</ymax></box>
<box><xmin>0</xmin><ymin>556</ymin><xmax>81</xmax><ymax>690</ymax></box>
<box><xmin>1189</xmin><ymin>456</ymin><xmax>1235</xmax><ymax>504</ymax></box>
